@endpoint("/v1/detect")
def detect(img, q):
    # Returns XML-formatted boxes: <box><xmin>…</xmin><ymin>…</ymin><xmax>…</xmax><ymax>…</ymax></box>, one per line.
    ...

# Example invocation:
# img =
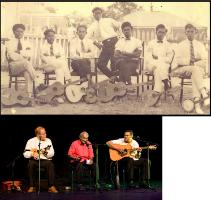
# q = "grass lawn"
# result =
<box><xmin>1</xmin><ymin>71</ymin><xmax>210</xmax><ymax>115</ymax></box>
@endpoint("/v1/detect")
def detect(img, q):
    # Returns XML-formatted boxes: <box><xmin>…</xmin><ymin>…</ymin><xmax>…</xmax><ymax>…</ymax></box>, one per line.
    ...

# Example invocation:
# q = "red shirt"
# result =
<box><xmin>68</xmin><ymin>139</ymin><xmax>94</xmax><ymax>162</ymax></box>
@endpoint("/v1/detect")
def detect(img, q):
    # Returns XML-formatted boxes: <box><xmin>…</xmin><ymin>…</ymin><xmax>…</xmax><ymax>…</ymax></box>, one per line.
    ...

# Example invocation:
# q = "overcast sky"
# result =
<box><xmin>46</xmin><ymin>2</ymin><xmax>209</xmax><ymax>27</ymax></box>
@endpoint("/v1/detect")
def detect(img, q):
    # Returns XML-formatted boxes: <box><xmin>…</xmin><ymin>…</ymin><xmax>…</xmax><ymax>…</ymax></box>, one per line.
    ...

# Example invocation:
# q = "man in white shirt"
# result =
<box><xmin>106</xmin><ymin>130</ymin><xmax>149</xmax><ymax>188</ymax></box>
<box><xmin>39</xmin><ymin>29</ymin><xmax>71</xmax><ymax>103</ymax></box>
<box><xmin>88</xmin><ymin>7</ymin><xmax>120</xmax><ymax>82</ymax></box>
<box><xmin>69</xmin><ymin>25</ymin><xmax>94</xmax><ymax>82</ymax></box>
<box><xmin>145</xmin><ymin>24</ymin><xmax>174</xmax><ymax>101</ymax></box>
<box><xmin>172</xmin><ymin>24</ymin><xmax>210</xmax><ymax>114</ymax></box>
<box><xmin>6</xmin><ymin>24</ymin><xmax>37</xmax><ymax>97</ymax></box>
<box><xmin>23</xmin><ymin>126</ymin><xmax>58</xmax><ymax>193</ymax></box>
<box><xmin>114</xmin><ymin>22</ymin><xmax>142</xmax><ymax>84</ymax></box>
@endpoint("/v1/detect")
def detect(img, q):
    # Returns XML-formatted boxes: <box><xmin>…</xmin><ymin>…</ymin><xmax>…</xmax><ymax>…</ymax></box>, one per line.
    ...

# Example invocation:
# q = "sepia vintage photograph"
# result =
<box><xmin>1</xmin><ymin>2</ymin><xmax>210</xmax><ymax>115</ymax></box>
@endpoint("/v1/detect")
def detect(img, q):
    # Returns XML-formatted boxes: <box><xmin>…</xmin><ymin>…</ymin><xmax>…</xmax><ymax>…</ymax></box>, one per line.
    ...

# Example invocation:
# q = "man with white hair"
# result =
<box><xmin>67</xmin><ymin>131</ymin><xmax>94</xmax><ymax>190</ymax></box>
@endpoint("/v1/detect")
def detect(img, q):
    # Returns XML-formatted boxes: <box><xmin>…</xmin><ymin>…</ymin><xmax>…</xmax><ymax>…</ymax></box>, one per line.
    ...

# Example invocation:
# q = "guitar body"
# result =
<box><xmin>65</xmin><ymin>82</ymin><xmax>88</xmax><ymax>103</ymax></box>
<box><xmin>83</xmin><ymin>88</ymin><xmax>97</xmax><ymax>104</ymax></box>
<box><xmin>98</xmin><ymin>82</ymin><xmax>127</xmax><ymax>103</ymax></box>
<box><xmin>36</xmin><ymin>82</ymin><xmax>64</xmax><ymax>103</ymax></box>
<box><xmin>109</xmin><ymin>143</ymin><xmax>157</xmax><ymax>161</ymax></box>
<box><xmin>109</xmin><ymin>143</ymin><xmax>132</xmax><ymax>161</ymax></box>
<box><xmin>1</xmin><ymin>88</ymin><xmax>31</xmax><ymax>106</ymax></box>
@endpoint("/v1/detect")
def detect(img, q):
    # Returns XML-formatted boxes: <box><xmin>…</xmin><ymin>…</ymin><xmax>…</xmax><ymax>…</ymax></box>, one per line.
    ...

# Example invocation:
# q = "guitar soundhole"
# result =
<box><xmin>17</xmin><ymin>96</ymin><xmax>23</xmax><ymax>100</ymax></box>
<box><xmin>114</xmin><ymin>87</ymin><xmax>119</xmax><ymax>92</ymax></box>
<box><xmin>53</xmin><ymin>87</ymin><xmax>57</xmax><ymax>91</ymax></box>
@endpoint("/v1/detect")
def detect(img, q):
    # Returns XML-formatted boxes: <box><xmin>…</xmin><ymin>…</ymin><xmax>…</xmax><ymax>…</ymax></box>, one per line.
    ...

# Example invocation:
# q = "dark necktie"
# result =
<box><xmin>190</xmin><ymin>40</ymin><xmax>195</xmax><ymax>65</ymax></box>
<box><xmin>50</xmin><ymin>44</ymin><xmax>54</xmax><ymax>56</ymax></box>
<box><xmin>17</xmin><ymin>39</ymin><xmax>22</xmax><ymax>54</ymax></box>
<box><xmin>81</xmin><ymin>40</ymin><xmax>85</xmax><ymax>53</ymax></box>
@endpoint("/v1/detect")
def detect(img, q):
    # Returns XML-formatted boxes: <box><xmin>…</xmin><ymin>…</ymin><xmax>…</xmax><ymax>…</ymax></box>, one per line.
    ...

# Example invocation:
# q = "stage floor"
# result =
<box><xmin>0</xmin><ymin>189</ymin><xmax>162</xmax><ymax>200</ymax></box>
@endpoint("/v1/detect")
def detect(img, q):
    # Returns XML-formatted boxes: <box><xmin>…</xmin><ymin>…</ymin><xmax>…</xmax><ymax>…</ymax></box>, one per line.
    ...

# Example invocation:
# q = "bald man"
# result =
<box><xmin>68</xmin><ymin>131</ymin><xmax>94</xmax><ymax>189</ymax></box>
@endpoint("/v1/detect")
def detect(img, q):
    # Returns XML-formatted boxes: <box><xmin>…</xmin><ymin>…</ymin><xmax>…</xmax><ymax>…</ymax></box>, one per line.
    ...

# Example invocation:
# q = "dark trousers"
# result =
<box><xmin>133</xmin><ymin>158</ymin><xmax>151</xmax><ymax>182</ymax></box>
<box><xmin>71</xmin><ymin>59</ymin><xmax>91</xmax><ymax>80</ymax></box>
<box><xmin>118</xmin><ymin>157</ymin><xmax>134</xmax><ymax>182</ymax></box>
<box><xmin>28</xmin><ymin>159</ymin><xmax>55</xmax><ymax>187</ymax></box>
<box><xmin>71</xmin><ymin>161</ymin><xmax>95</xmax><ymax>184</ymax></box>
<box><xmin>116</xmin><ymin>59</ymin><xmax>139</xmax><ymax>84</ymax></box>
<box><xmin>97</xmin><ymin>37</ymin><xmax>118</xmax><ymax>78</ymax></box>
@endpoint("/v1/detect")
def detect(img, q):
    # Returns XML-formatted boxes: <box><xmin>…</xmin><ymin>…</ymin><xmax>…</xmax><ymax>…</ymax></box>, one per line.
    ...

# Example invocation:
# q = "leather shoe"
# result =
<box><xmin>27</xmin><ymin>186</ymin><xmax>36</xmax><ymax>193</ymax></box>
<box><xmin>128</xmin><ymin>180</ymin><xmax>136</xmax><ymax>188</ymax></box>
<box><xmin>48</xmin><ymin>186</ymin><xmax>58</xmax><ymax>193</ymax></box>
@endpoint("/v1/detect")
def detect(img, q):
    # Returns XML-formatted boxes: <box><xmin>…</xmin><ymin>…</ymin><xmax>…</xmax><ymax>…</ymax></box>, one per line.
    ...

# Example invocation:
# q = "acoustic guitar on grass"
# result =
<box><xmin>1</xmin><ymin>88</ymin><xmax>54</xmax><ymax>107</ymax></box>
<box><xmin>109</xmin><ymin>143</ymin><xmax>157</xmax><ymax>161</ymax></box>
<box><xmin>36</xmin><ymin>77</ymin><xmax>88</xmax><ymax>104</ymax></box>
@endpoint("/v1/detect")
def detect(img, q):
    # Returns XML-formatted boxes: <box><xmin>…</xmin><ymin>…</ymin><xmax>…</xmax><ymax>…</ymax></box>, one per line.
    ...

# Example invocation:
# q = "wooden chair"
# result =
<box><xmin>5</xmin><ymin>51</ymin><xmax>35</xmax><ymax>93</ymax></box>
<box><xmin>43</xmin><ymin>71</ymin><xmax>57</xmax><ymax>86</ymax></box>
<box><xmin>170</xmin><ymin>69</ymin><xmax>192</xmax><ymax>104</ymax></box>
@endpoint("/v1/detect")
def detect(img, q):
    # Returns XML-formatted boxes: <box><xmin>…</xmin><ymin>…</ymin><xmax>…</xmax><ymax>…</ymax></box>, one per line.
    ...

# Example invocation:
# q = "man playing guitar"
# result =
<box><xmin>107</xmin><ymin>130</ymin><xmax>154</xmax><ymax>188</ymax></box>
<box><xmin>23</xmin><ymin>126</ymin><xmax>58</xmax><ymax>193</ymax></box>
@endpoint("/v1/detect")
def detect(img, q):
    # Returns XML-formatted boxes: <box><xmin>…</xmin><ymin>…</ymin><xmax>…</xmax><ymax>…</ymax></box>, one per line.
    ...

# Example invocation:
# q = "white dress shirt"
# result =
<box><xmin>40</xmin><ymin>40</ymin><xmax>65</xmax><ymax>62</ymax></box>
<box><xmin>111</xmin><ymin>138</ymin><xmax>139</xmax><ymax>160</ymax></box>
<box><xmin>115</xmin><ymin>36</ymin><xmax>143</xmax><ymax>54</ymax></box>
<box><xmin>6</xmin><ymin>38</ymin><xmax>32</xmax><ymax>61</ymax></box>
<box><xmin>145</xmin><ymin>38</ymin><xmax>173</xmax><ymax>64</ymax></box>
<box><xmin>174</xmin><ymin>39</ymin><xmax>207</xmax><ymax>67</ymax></box>
<box><xmin>23</xmin><ymin>137</ymin><xmax>54</xmax><ymax>160</ymax></box>
<box><xmin>69</xmin><ymin>37</ymin><xmax>94</xmax><ymax>60</ymax></box>
<box><xmin>87</xmin><ymin>18</ymin><xmax>120</xmax><ymax>42</ymax></box>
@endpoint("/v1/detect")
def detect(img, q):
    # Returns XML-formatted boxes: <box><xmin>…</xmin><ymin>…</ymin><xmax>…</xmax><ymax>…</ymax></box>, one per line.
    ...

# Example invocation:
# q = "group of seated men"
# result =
<box><xmin>6</xmin><ymin>7</ymin><xmax>210</xmax><ymax>113</ymax></box>
<box><xmin>23</xmin><ymin>126</ymin><xmax>150</xmax><ymax>192</ymax></box>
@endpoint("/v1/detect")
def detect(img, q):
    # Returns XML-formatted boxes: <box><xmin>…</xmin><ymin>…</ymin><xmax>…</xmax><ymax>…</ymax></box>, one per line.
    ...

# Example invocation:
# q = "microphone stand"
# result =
<box><xmin>37</xmin><ymin>138</ymin><xmax>41</xmax><ymax>195</ymax></box>
<box><xmin>136</xmin><ymin>137</ymin><xmax>158</xmax><ymax>190</ymax></box>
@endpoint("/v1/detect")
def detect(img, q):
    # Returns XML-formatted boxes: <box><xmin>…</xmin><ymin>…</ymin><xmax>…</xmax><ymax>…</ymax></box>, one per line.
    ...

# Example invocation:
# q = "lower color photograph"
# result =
<box><xmin>0</xmin><ymin>115</ymin><xmax>162</xmax><ymax>200</ymax></box>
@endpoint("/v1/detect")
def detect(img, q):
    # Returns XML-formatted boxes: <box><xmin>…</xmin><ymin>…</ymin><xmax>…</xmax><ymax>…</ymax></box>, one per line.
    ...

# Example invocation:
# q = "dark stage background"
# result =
<box><xmin>0</xmin><ymin>115</ymin><xmax>162</xmax><ymax>186</ymax></box>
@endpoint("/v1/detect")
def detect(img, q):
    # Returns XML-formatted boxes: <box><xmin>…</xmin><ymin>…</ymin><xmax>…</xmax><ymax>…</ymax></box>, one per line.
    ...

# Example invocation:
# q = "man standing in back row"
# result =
<box><xmin>88</xmin><ymin>7</ymin><xmax>120</xmax><ymax>82</ymax></box>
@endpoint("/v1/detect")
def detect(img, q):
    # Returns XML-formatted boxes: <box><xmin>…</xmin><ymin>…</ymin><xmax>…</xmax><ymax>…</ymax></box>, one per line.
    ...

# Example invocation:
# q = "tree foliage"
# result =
<box><xmin>103</xmin><ymin>2</ymin><xmax>143</xmax><ymax>20</ymax></box>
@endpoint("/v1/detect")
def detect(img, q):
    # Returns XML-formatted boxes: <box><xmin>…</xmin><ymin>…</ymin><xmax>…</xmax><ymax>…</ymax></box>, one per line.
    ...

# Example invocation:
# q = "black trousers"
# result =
<box><xmin>118</xmin><ymin>157</ymin><xmax>134</xmax><ymax>182</ymax></box>
<box><xmin>133</xmin><ymin>158</ymin><xmax>151</xmax><ymax>181</ymax></box>
<box><xmin>116</xmin><ymin>59</ymin><xmax>139</xmax><ymax>84</ymax></box>
<box><xmin>71</xmin><ymin>161</ymin><xmax>95</xmax><ymax>184</ymax></box>
<box><xmin>71</xmin><ymin>59</ymin><xmax>91</xmax><ymax>80</ymax></box>
<box><xmin>97</xmin><ymin>37</ymin><xmax>118</xmax><ymax>78</ymax></box>
<box><xmin>28</xmin><ymin>159</ymin><xmax>55</xmax><ymax>187</ymax></box>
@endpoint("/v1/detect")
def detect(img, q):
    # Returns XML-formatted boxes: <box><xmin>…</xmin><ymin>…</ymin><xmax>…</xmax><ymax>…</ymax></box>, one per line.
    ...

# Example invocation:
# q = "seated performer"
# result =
<box><xmin>114</xmin><ymin>22</ymin><xmax>142</xmax><ymax>85</ymax></box>
<box><xmin>145</xmin><ymin>24</ymin><xmax>174</xmax><ymax>102</ymax></box>
<box><xmin>106</xmin><ymin>130</ymin><xmax>150</xmax><ymax>188</ymax></box>
<box><xmin>172</xmin><ymin>24</ymin><xmax>210</xmax><ymax>114</ymax></box>
<box><xmin>69</xmin><ymin>25</ymin><xmax>94</xmax><ymax>82</ymax></box>
<box><xmin>6</xmin><ymin>24</ymin><xmax>37</xmax><ymax>97</ymax></box>
<box><xmin>23</xmin><ymin>126</ymin><xmax>58</xmax><ymax>193</ymax></box>
<box><xmin>39</xmin><ymin>29</ymin><xmax>71</xmax><ymax>103</ymax></box>
<box><xmin>67</xmin><ymin>131</ymin><xmax>94</xmax><ymax>189</ymax></box>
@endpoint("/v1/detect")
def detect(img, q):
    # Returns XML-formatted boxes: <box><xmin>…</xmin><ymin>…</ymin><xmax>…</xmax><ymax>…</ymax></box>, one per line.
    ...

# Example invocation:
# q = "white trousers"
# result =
<box><xmin>173</xmin><ymin>65</ymin><xmax>205</xmax><ymax>98</ymax></box>
<box><xmin>41</xmin><ymin>57</ymin><xmax>71</xmax><ymax>84</ymax></box>
<box><xmin>145</xmin><ymin>59</ymin><xmax>169</xmax><ymax>93</ymax></box>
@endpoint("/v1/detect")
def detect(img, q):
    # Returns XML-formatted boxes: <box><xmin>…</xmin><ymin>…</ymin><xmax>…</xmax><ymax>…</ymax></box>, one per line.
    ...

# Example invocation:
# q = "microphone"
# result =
<box><xmin>85</xmin><ymin>141</ymin><xmax>92</xmax><ymax>148</ymax></box>
<box><xmin>134</xmin><ymin>136</ymin><xmax>141</xmax><ymax>141</ymax></box>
